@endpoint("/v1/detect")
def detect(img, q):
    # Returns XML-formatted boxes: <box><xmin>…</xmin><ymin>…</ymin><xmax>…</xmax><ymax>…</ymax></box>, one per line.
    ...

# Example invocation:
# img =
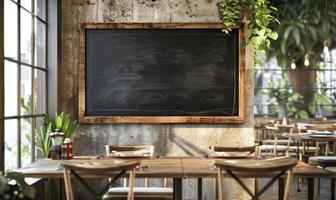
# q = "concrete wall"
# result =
<box><xmin>59</xmin><ymin>0</ymin><xmax>255</xmax><ymax>199</ymax></box>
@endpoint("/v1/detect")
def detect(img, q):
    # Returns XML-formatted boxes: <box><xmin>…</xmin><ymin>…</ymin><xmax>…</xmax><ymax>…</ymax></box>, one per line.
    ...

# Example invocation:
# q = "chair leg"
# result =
<box><xmin>331</xmin><ymin>178</ymin><xmax>335</xmax><ymax>200</ymax></box>
<box><xmin>128</xmin><ymin>168</ymin><xmax>136</xmax><ymax>200</ymax></box>
<box><xmin>163</xmin><ymin>178</ymin><xmax>168</xmax><ymax>188</ymax></box>
<box><xmin>217</xmin><ymin>168</ymin><xmax>225</xmax><ymax>200</ymax></box>
<box><xmin>254</xmin><ymin>178</ymin><xmax>259</xmax><ymax>196</ymax></box>
<box><xmin>123</xmin><ymin>178</ymin><xmax>128</xmax><ymax>187</ymax></box>
<box><xmin>214</xmin><ymin>178</ymin><xmax>218</xmax><ymax>200</ymax></box>
<box><xmin>63</xmin><ymin>169</ymin><xmax>73</xmax><ymax>200</ymax></box>
<box><xmin>296</xmin><ymin>178</ymin><xmax>301</xmax><ymax>192</ymax></box>
<box><xmin>326</xmin><ymin>144</ymin><xmax>330</xmax><ymax>156</ymax></box>
<box><xmin>317</xmin><ymin>178</ymin><xmax>320</xmax><ymax>195</ymax></box>
<box><xmin>145</xmin><ymin>178</ymin><xmax>149</xmax><ymax>187</ymax></box>
<box><xmin>284</xmin><ymin>169</ymin><xmax>293</xmax><ymax>200</ymax></box>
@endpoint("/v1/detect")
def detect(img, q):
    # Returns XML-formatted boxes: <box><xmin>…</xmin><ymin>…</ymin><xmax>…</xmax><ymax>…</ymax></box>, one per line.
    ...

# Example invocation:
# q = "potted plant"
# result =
<box><xmin>36</xmin><ymin>112</ymin><xmax>79</xmax><ymax>158</ymax></box>
<box><xmin>264</xmin><ymin>76</ymin><xmax>309</xmax><ymax>119</ymax></box>
<box><xmin>309</xmin><ymin>88</ymin><xmax>333</xmax><ymax>117</ymax></box>
<box><xmin>0</xmin><ymin>172</ymin><xmax>35</xmax><ymax>200</ymax></box>
<box><xmin>265</xmin><ymin>0</ymin><xmax>336</xmax><ymax>111</ymax></box>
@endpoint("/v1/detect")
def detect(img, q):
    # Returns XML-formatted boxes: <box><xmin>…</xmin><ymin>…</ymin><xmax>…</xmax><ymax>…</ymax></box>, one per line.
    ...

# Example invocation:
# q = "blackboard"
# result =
<box><xmin>79</xmin><ymin>23</ymin><xmax>245</xmax><ymax>123</ymax></box>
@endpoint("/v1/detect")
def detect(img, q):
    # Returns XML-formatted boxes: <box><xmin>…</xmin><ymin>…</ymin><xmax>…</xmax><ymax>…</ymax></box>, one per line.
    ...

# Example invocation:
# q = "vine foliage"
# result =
<box><xmin>219</xmin><ymin>0</ymin><xmax>279</xmax><ymax>61</ymax></box>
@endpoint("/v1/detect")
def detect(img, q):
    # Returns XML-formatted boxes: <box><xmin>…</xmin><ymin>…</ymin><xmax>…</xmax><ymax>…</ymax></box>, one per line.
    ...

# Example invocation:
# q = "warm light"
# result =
<box><xmin>324</xmin><ymin>40</ymin><xmax>330</xmax><ymax>54</ymax></box>
<box><xmin>324</xmin><ymin>46</ymin><xmax>330</xmax><ymax>54</ymax></box>
<box><xmin>291</xmin><ymin>61</ymin><xmax>296</xmax><ymax>69</ymax></box>
<box><xmin>304</xmin><ymin>54</ymin><xmax>310</xmax><ymax>66</ymax></box>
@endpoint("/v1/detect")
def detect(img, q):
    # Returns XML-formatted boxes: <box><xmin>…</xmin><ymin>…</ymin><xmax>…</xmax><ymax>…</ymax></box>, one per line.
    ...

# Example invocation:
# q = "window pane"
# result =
<box><xmin>36</xmin><ymin>0</ymin><xmax>46</xmax><ymax>20</ymax></box>
<box><xmin>21</xmin><ymin>0</ymin><xmax>32</xmax><ymax>12</ymax></box>
<box><xmin>34</xmin><ymin>69</ymin><xmax>46</xmax><ymax>114</ymax></box>
<box><xmin>5</xmin><ymin>119</ymin><xmax>18</xmax><ymax>171</ymax></box>
<box><xmin>21</xmin><ymin>118</ymin><xmax>32</xmax><ymax>167</ymax></box>
<box><xmin>35</xmin><ymin>117</ymin><xmax>46</xmax><ymax>159</ymax></box>
<box><xmin>4</xmin><ymin>0</ymin><xmax>18</xmax><ymax>60</ymax></box>
<box><xmin>5</xmin><ymin>61</ymin><xmax>18</xmax><ymax>117</ymax></box>
<box><xmin>20</xmin><ymin>9</ymin><xmax>32</xmax><ymax>64</ymax></box>
<box><xmin>20</xmin><ymin>66</ymin><xmax>32</xmax><ymax>115</ymax></box>
<box><xmin>35</xmin><ymin>19</ymin><xmax>46</xmax><ymax>68</ymax></box>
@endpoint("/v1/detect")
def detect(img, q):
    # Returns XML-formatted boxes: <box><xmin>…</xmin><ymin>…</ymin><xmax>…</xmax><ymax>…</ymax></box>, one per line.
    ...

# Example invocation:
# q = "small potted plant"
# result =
<box><xmin>36</xmin><ymin>112</ymin><xmax>79</xmax><ymax>158</ymax></box>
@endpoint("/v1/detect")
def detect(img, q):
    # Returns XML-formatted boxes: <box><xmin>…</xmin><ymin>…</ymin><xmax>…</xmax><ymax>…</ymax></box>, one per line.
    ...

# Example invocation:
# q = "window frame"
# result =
<box><xmin>254</xmin><ymin>54</ymin><xmax>336</xmax><ymax>118</ymax></box>
<box><xmin>3</xmin><ymin>0</ymin><xmax>48</xmax><ymax>170</ymax></box>
<box><xmin>1</xmin><ymin>0</ymin><xmax>5</xmax><ymax>173</ymax></box>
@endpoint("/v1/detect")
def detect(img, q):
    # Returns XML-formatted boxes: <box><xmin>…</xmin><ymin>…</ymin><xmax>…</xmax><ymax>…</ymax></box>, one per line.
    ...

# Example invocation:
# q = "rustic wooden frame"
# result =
<box><xmin>0</xmin><ymin>0</ymin><xmax>4</xmax><ymax>171</ymax></box>
<box><xmin>79</xmin><ymin>23</ymin><xmax>246</xmax><ymax>124</ymax></box>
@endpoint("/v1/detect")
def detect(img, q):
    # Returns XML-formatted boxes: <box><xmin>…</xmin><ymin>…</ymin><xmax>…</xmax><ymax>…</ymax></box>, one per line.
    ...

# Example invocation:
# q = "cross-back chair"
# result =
<box><xmin>62</xmin><ymin>160</ymin><xmax>139</xmax><ymax>200</ymax></box>
<box><xmin>105</xmin><ymin>145</ymin><xmax>173</xmax><ymax>200</ymax></box>
<box><xmin>214</xmin><ymin>157</ymin><xmax>297</xmax><ymax>200</ymax></box>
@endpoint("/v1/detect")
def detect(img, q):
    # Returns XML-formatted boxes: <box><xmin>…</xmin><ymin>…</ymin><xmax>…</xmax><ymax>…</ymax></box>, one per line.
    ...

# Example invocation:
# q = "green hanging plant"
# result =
<box><xmin>265</xmin><ymin>0</ymin><xmax>336</xmax><ymax>69</ymax></box>
<box><xmin>218</xmin><ymin>0</ymin><xmax>279</xmax><ymax>64</ymax></box>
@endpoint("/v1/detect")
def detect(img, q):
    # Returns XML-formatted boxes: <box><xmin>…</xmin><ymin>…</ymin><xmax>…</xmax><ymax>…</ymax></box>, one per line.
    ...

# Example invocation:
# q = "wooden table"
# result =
<box><xmin>284</xmin><ymin>133</ymin><xmax>336</xmax><ymax>156</ymax></box>
<box><xmin>12</xmin><ymin>157</ymin><xmax>331</xmax><ymax>200</ymax></box>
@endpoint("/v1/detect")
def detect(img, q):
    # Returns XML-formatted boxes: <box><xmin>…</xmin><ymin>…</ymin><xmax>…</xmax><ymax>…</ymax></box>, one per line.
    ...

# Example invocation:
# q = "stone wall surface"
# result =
<box><xmin>59</xmin><ymin>0</ymin><xmax>254</xmax><ymax>199</ymax></box>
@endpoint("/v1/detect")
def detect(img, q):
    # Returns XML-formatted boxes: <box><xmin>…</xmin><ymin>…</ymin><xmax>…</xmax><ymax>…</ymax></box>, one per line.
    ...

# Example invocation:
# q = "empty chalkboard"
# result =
<box><xmin>79</xmin><ymin>23</ymin><xmax>246</xmax><ymax>123</ymax></box>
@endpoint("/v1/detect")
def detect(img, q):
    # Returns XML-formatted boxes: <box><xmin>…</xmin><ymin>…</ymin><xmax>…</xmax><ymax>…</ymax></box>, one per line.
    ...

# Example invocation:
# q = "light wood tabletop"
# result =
<box><xmin>12</xmin><ymin>156</ymin><xmax>331</xmax><ymax>179</ymax></box>
<box><xmin>10</xmin><ymin>156</ymin><xmax>333</xmax><ymax>200</ymax></box>
<box><xmin>284</xmin><ymin>133</ymin><xmax>336</xmax><ymax>156</ymax></box>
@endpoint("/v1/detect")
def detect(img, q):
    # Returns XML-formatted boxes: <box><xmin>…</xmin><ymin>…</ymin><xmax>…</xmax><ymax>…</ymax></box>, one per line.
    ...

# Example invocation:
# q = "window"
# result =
<box><xmin>4</xmin><ymin>0</ymin><xmax>47</xmax><ymax>170</ymax></box>
<box><xmin>254</xmin><ymin>49</ymin><xmax>336</xmax><ymax>118</ymax></box>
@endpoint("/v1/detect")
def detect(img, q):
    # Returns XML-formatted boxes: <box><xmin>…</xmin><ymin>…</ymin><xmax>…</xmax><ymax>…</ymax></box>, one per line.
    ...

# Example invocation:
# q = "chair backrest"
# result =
<box><xmin>209</xmin><ymin>145</ymin><xmax>256</xmax><ymax>157</ymax></box>
<box><xmin>297</xmin><ymin>123</ymin><xmax>315</xmax><ymax>134</ymax></box>
<box><xmin>105</xmin><ymin>145</ymin><xmax>162</xmax><ymax>188</ymax></box>
<box><xmin>214</xmin><ymin>156</ymin><xmax>297</xmax><ymax>173</ymax></box>
<box><xmin>214</xmin><ymin>157</ymin><xmax>297</xmax><ymax>200</ymax></box>
<box><xmin>105</xmin><ymin>145</ymin><xmax>155</xmax><ymax>158</ymax></box>
<box><xmin>62</xmin><ymin>160</ymin><xmax>139</xmax><ymax>200</ymax></box>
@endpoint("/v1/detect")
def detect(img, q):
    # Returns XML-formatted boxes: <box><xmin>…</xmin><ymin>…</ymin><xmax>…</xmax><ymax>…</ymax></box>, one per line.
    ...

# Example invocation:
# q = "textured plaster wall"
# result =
<box><xmin>59</xmin><ymin>0</ymin><xmax>254</xmax><ymax>199</ymax></box>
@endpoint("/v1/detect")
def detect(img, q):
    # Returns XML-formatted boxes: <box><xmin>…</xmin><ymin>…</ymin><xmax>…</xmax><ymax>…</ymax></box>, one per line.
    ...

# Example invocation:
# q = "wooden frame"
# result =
<box><xmin>78</xmin><ymin>23</ymin><xmax>247</xmax><ymax>124</ymax></box>
<box><xmin>0</xmin><ymin>0</ymin><xmax>4</xmax><ymax>172</ymax></box>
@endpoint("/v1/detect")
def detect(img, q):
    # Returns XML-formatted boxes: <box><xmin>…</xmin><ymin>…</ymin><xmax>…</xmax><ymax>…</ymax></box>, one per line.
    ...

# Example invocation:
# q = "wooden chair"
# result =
<box><xmin>209</xmin><ymin>145</ymin><xmax>256</xmax><ymax>158</ymax></box>
<box><xmin>61</xmin><ymin>160</ymin><xmax>139</xmax><ymax>200</ymax></box>
<box><xmin>105</xmin><ymin>145</ymin><xmax>173</xmax><ymax>200</ymax></box>
<box><xmin>284</xmin><ymin>124</ymin><xmax>321</xmax><ymax>160</ymax></box>
<box><xmin>214</xmin><ymin>157</ymin><xmax>297</xmax><ymax>200</ymax></box>
<box><xmin>258</xmin><ymin>126</ymin><xmax>289</xmax><ymax>157</ymax></box>
<box><xmin>209</xmin><ymin>145</ymin><xmax>258</xmax><ymax>199</ymax></box>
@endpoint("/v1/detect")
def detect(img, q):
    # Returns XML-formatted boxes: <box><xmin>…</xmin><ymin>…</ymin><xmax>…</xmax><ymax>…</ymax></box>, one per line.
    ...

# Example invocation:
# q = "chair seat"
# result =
<box><xmin>104</xmin><ymin>187</ymin><xmax>173</xmax><ymax>199</ymax></box>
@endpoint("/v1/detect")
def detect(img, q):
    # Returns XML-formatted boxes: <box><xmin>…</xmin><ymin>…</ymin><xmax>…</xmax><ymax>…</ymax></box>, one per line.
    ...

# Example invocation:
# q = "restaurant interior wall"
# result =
<box><xmin>58</xmin><ymin>0</ymin><xmax>254</xmax><ymax>199</ymax></box>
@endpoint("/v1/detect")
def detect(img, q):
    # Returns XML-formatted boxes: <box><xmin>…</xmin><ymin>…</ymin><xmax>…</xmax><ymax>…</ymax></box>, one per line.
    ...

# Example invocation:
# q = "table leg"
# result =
<box><xmin>297</xmin><ymin>141</ymin><xmax>300</xmax><ymax>160</ymax></box>
<box><xmin>278</xmin><ymin>177</ymin><xmax>284</xmax><ymax>200</ymax></box>
<box><xmin>333</xmin><ymin>142</ymin><xmax>336</xmax><ymax>156</ymax></box>
<box><xmin>197</xmin><ymin>178</ymin><xmax>202</xmax><ymax>200</ymax></box>
<box><xmin>173</xmin><ymin>178</ymin><xmax>182</xmax><ymax>200</ymax></box>
<box><xmin>45</xmin><ymin>178</ymin><xmax>51</xmax><ymax>200</ymax></box>
<box><xmin>331</xmin><ymin>178</ymin><xmax>335</xmax><ymax>200</ymax></box>
<box><xmin>308</xmin><ymin>178</ymin><xmax>314</xmax><ymax>200</ymax></box>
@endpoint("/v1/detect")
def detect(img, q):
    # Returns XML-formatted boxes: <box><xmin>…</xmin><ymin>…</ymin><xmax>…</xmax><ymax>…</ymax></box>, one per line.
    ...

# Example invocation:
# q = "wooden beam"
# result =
<box><xmin>0</xmin><ymin>0</ymin><xmax>5</xmax><ymax>172</ymax></box>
